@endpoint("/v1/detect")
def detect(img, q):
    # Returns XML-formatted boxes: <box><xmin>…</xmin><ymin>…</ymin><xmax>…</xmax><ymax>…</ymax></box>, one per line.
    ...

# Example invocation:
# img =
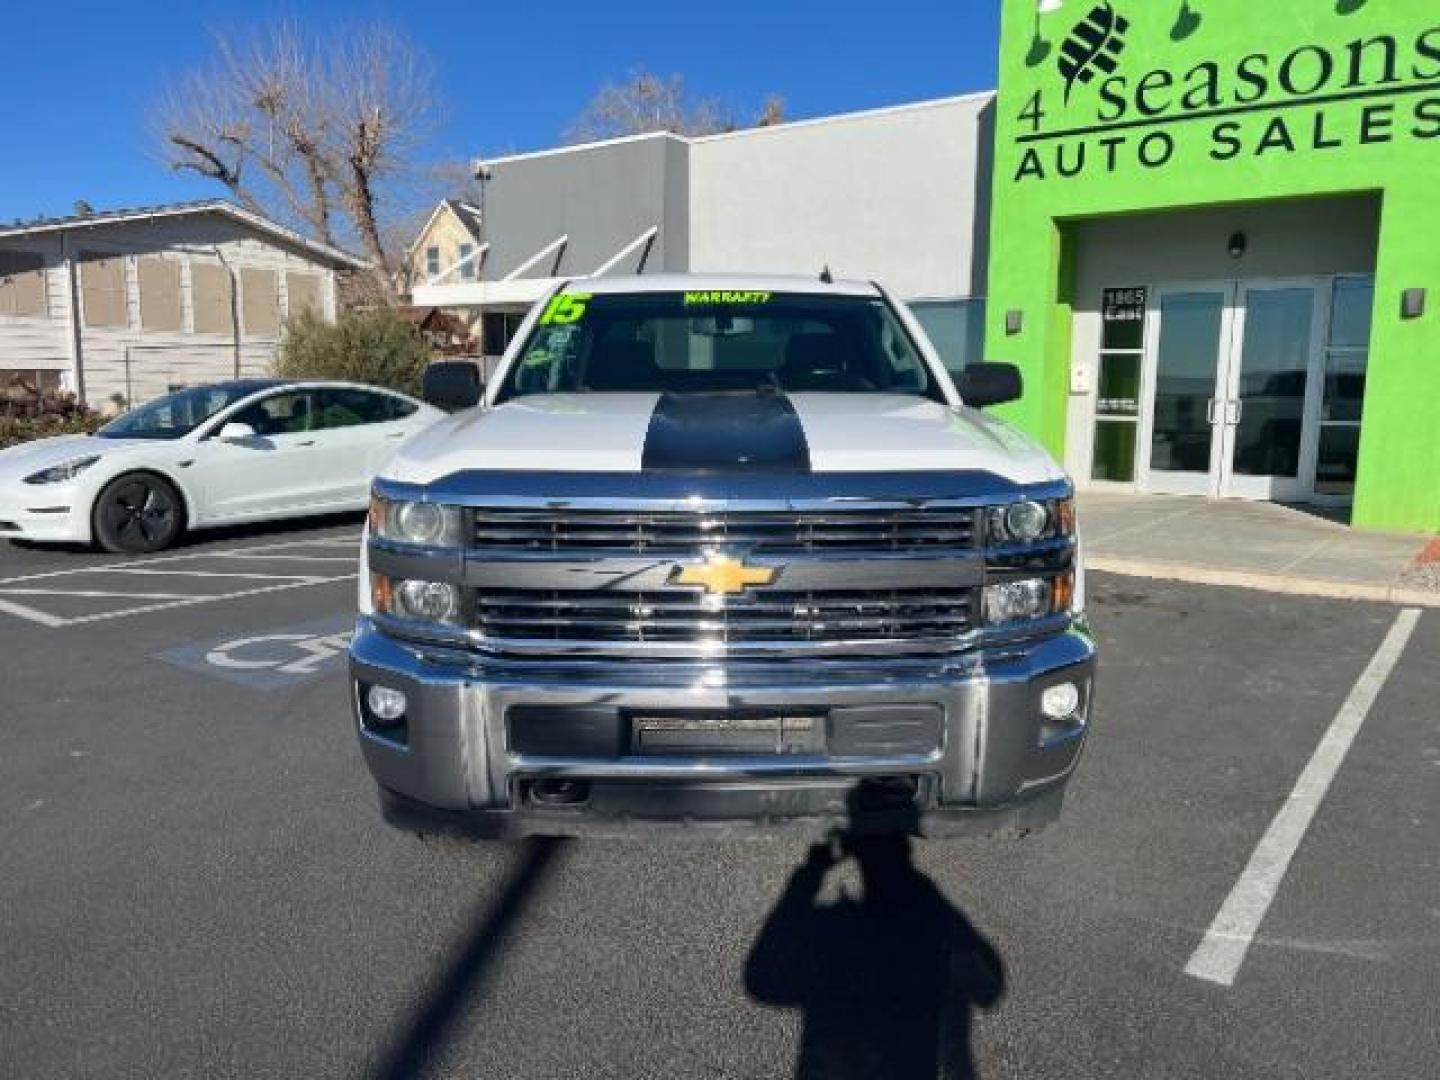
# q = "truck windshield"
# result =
<box><xmin>497</xmin><ymin>291</ymin><xmax>943</xmax><ymax>401</ymax></box>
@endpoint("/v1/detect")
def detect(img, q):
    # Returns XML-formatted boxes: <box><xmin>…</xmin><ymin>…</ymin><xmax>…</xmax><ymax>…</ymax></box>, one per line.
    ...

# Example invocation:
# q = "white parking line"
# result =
<box><xmin>0</xmin><ymin>588</ymin><xmax>198</xmax><ymax>600</ymax></box>
<box><xmin>0</xmin><ymin>532</ymin><xmax>361</xmax><ymax>587</ymax></box>
<box><xmin>0</xmin><ymin>597</ymin><xmax>68</xmax><ymax>628</ymax></box>
<box><xmin>0</xmin><ymin>531</ymin><xmax>362</xmax><ymax>627</ymax></box>
<box><xmin>1184</xmin><ymin>607</ymin><xmax>1422</xmax><ymax>986</ymax></box>
<box><xmin>60</xmin><ymin>575</ymin><xmax>358</xmax><ymax>626</ymax></box>
<box><xmin>108</xmin><ymin>568</ymin><xmax>325</xmax><ymax>581</ymax></box>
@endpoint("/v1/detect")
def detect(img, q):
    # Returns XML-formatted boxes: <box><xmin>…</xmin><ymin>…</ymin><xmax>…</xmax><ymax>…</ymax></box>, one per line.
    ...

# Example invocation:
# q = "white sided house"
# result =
<box><xmin>0</xmin><ymin>201</ymin><xmax>366</xmax><ymax>407</ymax></box>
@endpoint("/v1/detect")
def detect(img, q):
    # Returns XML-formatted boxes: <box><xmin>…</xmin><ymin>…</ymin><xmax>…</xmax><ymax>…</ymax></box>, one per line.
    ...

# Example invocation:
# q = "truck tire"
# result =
<box><xmin>92</xmin><ymin>472</ymin><xmax>185</xmax><ymax>554</ymax></box>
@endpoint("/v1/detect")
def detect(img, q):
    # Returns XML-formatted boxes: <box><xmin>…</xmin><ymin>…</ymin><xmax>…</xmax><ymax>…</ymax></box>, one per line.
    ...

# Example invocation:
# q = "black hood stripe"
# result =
<box><xmin>640</xmin><ymin>392</ymin><xmax>811</xmax><ymax>473</ymax></box>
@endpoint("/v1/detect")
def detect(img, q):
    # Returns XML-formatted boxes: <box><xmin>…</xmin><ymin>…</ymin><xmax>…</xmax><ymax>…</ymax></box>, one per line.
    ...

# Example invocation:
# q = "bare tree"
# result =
<box><xmin>153</xmin><ymin>23</ymin><xmax>443</xmax><ymax>299</ymax></box>
<box><xmin>565</xmin><ymin>70</ymin><xmax>736</xmax><ymax>142</ymax></box>
<box><xmin>565</xmin><ymin>70</ymin><xmax>788</xmax><ymax>143</ymax></box>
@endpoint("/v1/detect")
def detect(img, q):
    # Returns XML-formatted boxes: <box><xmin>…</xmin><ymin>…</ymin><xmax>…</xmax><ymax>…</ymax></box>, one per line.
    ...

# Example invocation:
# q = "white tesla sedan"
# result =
<box><xmin>0</xmin><ymin>379</ymin><xmax>442</xmax><ymax>553</ymax></box>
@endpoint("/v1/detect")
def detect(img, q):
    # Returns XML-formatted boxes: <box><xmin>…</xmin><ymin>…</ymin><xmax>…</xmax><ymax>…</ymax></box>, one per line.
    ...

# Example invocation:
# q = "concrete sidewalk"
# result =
<box><xmin>1079</xmin><ymin>492</ymin><xmax>1440</xmax><ymax>606</ymax></box>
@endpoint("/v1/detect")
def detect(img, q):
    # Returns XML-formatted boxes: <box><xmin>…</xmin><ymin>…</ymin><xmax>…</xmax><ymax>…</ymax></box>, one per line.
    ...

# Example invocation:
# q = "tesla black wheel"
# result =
<box><xmin>92</xmin><ymin>473</ymin><xmax>185</xmax><ymax>554</ymax></box>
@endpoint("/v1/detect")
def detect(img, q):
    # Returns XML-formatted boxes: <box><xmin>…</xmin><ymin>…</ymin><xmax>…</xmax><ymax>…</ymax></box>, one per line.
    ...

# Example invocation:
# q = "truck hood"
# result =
<box><xmin>383</xmin><ymin>392</ymin><xmax>1064</xmax><ymax>486</ymax></box>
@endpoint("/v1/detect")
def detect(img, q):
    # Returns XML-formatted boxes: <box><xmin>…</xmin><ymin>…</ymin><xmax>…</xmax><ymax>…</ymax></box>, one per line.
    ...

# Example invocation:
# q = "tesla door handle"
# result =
<box><xmin>297</xmin><ymin>439</ymin><xmax>317</xmax><ymax>447</ymax></box>
<box><xmin>386</xmin><ymin>432</ymin><xmax>406</xmax><ymax>439</ymax></box>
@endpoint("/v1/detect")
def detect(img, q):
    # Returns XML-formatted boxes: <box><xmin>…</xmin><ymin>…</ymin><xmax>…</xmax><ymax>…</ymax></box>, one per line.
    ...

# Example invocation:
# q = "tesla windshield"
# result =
<box><xmin>96</xmin><ymin>383</ymin><xmax>270</xmax><ymax>440</ymax></box>
<box><xmin>497</xmin><ymin>291</ymin><xmax>944</xmax><ymax>402</ymax></box>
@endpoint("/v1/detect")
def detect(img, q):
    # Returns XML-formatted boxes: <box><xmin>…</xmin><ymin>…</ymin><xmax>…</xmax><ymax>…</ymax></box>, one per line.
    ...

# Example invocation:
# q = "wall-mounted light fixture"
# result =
<box><xmin>1227</xmin><ymin>231</ymin><xmax>1247</xmax><ymax>259</ymax></box>
<box><xmin>1026</xmin><ymin>0</ymin><xmax>1066</xmax><ymax>68</ymax></box>
<box><xmin>1006</xmin><ymin>309</ymin><xmax>1024</xmax><ymax>335</ymax></box>
<box><xmin>1401</xmin><ymin>288</ymin><xmax>1427</xmax><ymax>320</ymax></box>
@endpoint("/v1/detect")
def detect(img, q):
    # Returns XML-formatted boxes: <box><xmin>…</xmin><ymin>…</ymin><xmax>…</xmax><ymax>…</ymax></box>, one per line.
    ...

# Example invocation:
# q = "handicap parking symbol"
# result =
<box><xmin>158</xmin><ymin>616</ymin><xmax>355</xmax><ymax>690</ymax></box>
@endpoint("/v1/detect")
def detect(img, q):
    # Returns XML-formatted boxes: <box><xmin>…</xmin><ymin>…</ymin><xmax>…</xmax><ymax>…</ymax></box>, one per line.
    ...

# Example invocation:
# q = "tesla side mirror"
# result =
<box><xmin>217</xmin><ymin>421</ymin><xmax>257</xmax><ymax>441</ymax></box>
<box><xmin>957</xmin><ymin>362</ymin><xmax>1024</xmax><ymax>409</ymax></box>
<box><xmin>423</xmin><ymin>361</ymin><xmax>483</xmax><ymax>412</ymax></box>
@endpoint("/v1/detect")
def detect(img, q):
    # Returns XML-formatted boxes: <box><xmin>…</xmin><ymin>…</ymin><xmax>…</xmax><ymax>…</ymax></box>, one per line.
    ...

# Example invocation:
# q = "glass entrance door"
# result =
<box><xmin>1140</xmin><ymin>288</ymin><xmax>1231</xmax><ymax>496</ymax></box>
<box><xmin>1221</xmin><ymin>283</ymin><xmax>1321</xmax><ymax>501</ymax></box>
<box><xmin>1139</xmin><ymin>281</ymin><xmax>1325</xmax><ymax>500</ymax></box>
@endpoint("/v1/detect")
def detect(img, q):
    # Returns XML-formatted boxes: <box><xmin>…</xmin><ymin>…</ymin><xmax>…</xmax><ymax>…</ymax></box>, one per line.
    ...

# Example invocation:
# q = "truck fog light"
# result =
<box><xmin>396</xmin><ymin>579</ymin><xmax>459</xmax><ymax>623</ymax></box>
<box><xmin>1040</xmin><ymin>681</ymin><xmax>1081</xmax><ymax>720</ymax></box>
<box><xmin>366</xmin><ymin>685</ymin><xmax>407</xmax><ymax>724</ymax></box>
<box><xmin>983</xmin><ymin>577</ymin><xmax>1049</xmax><ymax>624</ymax></box>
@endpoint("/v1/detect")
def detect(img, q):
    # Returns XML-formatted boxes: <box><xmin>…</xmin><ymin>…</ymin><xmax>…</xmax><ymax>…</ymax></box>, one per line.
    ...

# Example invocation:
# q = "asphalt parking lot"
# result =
<box><xmin>1</xmin><ymin>520</ymin><xmax>1436</xmax><ymax>1079</ymax></box>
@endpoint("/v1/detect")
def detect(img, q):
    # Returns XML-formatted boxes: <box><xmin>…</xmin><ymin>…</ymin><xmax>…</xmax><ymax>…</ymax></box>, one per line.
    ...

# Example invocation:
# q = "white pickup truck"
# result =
<box><xmin>348</xmin><ymin>274</ymin><xmax>1095</xmax><ymax>839</ymax></box>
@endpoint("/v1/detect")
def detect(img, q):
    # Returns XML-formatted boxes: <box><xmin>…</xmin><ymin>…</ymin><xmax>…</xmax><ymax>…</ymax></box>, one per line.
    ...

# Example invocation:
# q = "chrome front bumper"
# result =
<box><xmin>348</xmin><ymin>617</ymin><xmax>1097</xmax><ymax>839</ymax></box>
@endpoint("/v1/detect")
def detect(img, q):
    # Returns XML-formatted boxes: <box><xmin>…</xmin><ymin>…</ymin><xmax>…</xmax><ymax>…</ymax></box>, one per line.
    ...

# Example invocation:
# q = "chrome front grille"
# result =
<box><xmin>471</xmin><ymin>588</ymin><xmax>976</xmax><ymax>650</ymax></box>
<box><xmin>470</xmin><ymin>508</ymin><xmax>977</xmax><ymax>553</ymax></box>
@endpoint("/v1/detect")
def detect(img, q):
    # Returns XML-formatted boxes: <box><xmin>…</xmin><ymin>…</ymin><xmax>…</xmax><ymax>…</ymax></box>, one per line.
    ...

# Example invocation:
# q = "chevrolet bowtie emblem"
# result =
<box><xmin>671</xmin><ymin>554</ymin><xmax>778</xmax><ymax>595</ymax></box>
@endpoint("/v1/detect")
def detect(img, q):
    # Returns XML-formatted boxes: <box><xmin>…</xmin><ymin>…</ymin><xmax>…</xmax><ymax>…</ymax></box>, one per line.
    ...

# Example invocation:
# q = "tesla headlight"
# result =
<box><xmin>23</xmin><ymin>455</ymin><xmax>100</xmax><ymax>485</ymax></box>
<box><xmin>369</xmin><ymin>493</ymin><xmax>462</xmax><ymax>547</ymax></box>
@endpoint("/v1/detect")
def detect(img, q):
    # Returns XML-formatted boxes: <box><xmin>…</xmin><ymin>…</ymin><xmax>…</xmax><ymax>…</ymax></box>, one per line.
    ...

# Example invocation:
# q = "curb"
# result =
<box><xmin>1087</xmin><ymin>557</ymin><xmax>1440</xmax><ymax>609</ymax></box>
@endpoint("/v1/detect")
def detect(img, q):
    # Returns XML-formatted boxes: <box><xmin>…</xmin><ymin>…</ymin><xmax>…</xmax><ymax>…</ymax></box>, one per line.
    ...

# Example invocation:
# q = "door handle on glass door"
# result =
<box><xmin>1228</xmin><ymin>400</ymin><xmax>1243</xmax><ymax>425</ymax></box>
<box><xmin>1206</xmin><ymin>398</ymin><xmax>1219</xmax><ymax>424</ymax></box>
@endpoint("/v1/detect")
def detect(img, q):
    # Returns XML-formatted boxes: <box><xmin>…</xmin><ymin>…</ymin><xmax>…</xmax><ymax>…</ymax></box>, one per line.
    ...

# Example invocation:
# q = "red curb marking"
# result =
<box><xmin>1417</xmin><ymin>538</ymin><xmax>1440</xmax><ymax>566</ymax></box>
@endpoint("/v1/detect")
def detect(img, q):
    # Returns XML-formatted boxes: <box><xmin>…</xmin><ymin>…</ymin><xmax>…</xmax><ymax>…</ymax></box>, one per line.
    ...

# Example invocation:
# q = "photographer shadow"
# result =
<box><xmin>745</xmin><ymin>792</ymin><xmax>1005</xmax><ymax>1080</ymax></box>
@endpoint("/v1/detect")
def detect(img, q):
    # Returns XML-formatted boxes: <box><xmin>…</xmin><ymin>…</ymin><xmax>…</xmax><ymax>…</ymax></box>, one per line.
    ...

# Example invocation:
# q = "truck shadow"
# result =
<box><xmin>745</xmin><ymin>794</ymin><xmax>1006</xmax><ymax>1080</ymax></box>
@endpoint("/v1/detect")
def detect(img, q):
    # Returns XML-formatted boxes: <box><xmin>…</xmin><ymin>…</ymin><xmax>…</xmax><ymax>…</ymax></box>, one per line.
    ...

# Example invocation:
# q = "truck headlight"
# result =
<box><xmin>23</xmin><ymin>455</ymin><xmax>100</xmax><ymax>485</ymax></box>
<box><xmin>370</xmin><ymin>494</ymin><xmax>462</xmax><ymax>547</ymax></box>
<box><xmin>986</xmin><ymin>497</ymin><xmax>1074</xmax><ymax>545</ymax></box>
<box><xmin>371</xmin><ymin>573</ymin><xmax>461</xmax><ymax>626</ymax></box>
<box><xmin>982</xmin><ymin>572</ymin><xmax>1074</xmax><ymax>625</ymax></box>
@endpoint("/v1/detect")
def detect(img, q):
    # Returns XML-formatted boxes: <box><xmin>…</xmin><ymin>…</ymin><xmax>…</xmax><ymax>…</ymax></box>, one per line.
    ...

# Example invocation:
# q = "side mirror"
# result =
<box><xmin>957</xmin><ymin>362</ymin><xmax>1023</xmax><ymax>409</ymax></box>
<box><xmin>217</xmin><ymin>421</ymin><xmax>256</xmax><ymax>442</ymax></box>
<box><xmin>423</xmin><ymin>360</ymin><xmax>483</xmax><ymax>412</ymax></box>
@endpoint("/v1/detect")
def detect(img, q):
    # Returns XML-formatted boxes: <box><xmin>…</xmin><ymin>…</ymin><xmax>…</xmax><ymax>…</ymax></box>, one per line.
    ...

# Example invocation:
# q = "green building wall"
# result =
<box><xmin>986</xmin><ymin>0</ymin><xmax>1440</xmax><ymax>532</ymax></box>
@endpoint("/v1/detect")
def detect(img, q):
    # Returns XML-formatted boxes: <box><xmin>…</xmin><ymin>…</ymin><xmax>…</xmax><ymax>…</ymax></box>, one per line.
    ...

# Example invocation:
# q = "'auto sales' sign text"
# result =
<box><xmin>1013</xmin><ymin>2</ymin><xmax>1440</xmax><ymax>182</ymax></box>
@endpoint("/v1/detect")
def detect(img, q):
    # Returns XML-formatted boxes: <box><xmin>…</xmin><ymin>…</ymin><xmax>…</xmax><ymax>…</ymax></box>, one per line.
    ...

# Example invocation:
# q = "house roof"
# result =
<box><xmin>0</xmin><ymin>199</ymin><xmax>368</xmax><ymax>269</ymax></box>
<box><xmin>409</xmin><ymin>199</ymin><xmax>483</xmax><ymax>253</ymax></box>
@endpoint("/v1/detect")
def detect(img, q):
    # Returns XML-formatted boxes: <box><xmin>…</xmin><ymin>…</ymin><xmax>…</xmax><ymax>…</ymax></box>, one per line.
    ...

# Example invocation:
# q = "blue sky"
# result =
<box><xmin>1</xmin><ymin>1</ymin><xmax>999</xmax><ymax>223</ymax></box>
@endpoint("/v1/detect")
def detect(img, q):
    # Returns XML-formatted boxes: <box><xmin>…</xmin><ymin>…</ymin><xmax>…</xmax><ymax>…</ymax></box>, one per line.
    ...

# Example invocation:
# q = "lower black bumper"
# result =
<box><xmin>378</xmin><ymin>775</ymin><xmax>1067</xmax><ymax>841</ymax></box>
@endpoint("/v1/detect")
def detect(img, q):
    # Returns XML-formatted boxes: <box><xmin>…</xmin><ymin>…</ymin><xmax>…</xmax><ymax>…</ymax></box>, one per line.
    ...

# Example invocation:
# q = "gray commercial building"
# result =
<box><xmin>412</xmin><ymin>94</ymin><xmax>994</xmax><ymax>372</ymax></box>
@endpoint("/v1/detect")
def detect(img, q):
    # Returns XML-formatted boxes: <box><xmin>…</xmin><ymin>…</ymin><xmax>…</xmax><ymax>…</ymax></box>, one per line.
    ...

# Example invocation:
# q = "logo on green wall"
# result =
<box><xmin>1013</xmin><ymin>5</ymin><xmax>1440</xmax><ymax>182</ymax></box>
<box><xmin>1058</xmin><ymin>3</ymin><xmax>1131</xmax><ymax>102</ymax></box>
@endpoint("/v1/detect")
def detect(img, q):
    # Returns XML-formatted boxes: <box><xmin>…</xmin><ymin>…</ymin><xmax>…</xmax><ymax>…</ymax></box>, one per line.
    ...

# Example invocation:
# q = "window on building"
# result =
<box><xmin>80</xmin><ymin>252</ymin><xmax>128</xmax><ymax>328</ymax></box>
<box><xmin>191</xmin><ymin>262</ymin><xmax>234</xmax><ymax>336</ymax></box>
<box><xmin>425</xmin><ymin>246</ymin><xmax>441</xmax><ymax>279</ymax></box>
<box><xmin>482</xmin><ymin>310</ymin><xmax>527</xmax><ymax>357</ymax></box>
<box><xmin>908</xmin><ymin>298</ymin><xmax>987</xmax><ymax>374</ymax></box>
<box><xmin>1090</xmin><ymin>287</ymin><xmax>1148</xmax><ymax>483</ymax></box>
<box><xmin>286</xmin><ymin>272</ymin><xmax>323</xmax><ymax>319</ymax></box>
<box><xmin>1315</xmin><ymin>276</ymin><xmax>1373</xmax><ymax>499</ymax></box>
<box><xmin>137</xmin><ymin>257</ymin><xmax>182</xmax><ymax>332</ymax></box>
<box><xmin>0</xmin><ymin>250</ymin><xmax>48</xmax><ymax>317</ymax></box>
<box><xmin>458</xmin><ymin>243</ymin><xmax>475</xmax><ymax>281</ymax></box>
<box><xmin>241</xmin><ymin>268</ymin><xmax>279</xmax><ymax>338</ymax></box>
<box><xmin>1</xmin><ymin>368</ymin><xmax>63</xmax><ymax>394</ymax></box>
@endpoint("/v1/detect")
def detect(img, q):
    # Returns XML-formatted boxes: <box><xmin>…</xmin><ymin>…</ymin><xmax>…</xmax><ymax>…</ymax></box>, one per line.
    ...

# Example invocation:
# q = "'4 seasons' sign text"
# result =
<box><xmin>1013</xmin><ymin>6</ymin><xmax>1440</xmax><ymax>182</ymax></box>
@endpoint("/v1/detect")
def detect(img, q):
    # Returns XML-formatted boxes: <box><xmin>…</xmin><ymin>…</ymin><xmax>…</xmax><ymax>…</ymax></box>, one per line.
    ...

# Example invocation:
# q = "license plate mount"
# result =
<box><xmin>630</xmin><ymin>711</ymin><xmax>826</xmax><ymax>756</ymax></box>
